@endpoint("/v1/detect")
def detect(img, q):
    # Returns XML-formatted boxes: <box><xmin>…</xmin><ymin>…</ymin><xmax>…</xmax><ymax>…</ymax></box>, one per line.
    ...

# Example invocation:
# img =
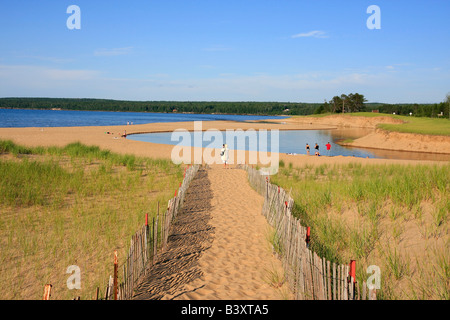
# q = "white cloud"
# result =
<box><xmin>0</xmin><ymin>65</ymin><xmax>101</xmax><ymax>96</ymax></box>
<box><xmin>94</xmin><ymin>47</ymin><xmax>133</xmax><ymax>57</ymax></box>
<box><xmin>291</xmin><ymin>30</ymin><xmax>328</xmax><ymax>39</ymax></box>
<box><xmin>0</xmin><ymin>65</ymin><xmax>99</xmax><ymax>81</ymax></box>
<box><xmin>0</xmin><ymin>65</ymin><xmax>370</xmax><ymax>100</ymax></box>
<box><xmin>0</xmin><ymin>64</ymin><xmax>446</xmax><ymax>103</ymax></box>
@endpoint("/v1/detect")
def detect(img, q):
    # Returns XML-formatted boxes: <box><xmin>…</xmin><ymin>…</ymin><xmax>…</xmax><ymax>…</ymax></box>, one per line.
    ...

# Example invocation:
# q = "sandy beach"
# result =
<box><xmin>1</xmin><ymin>115</ymin><xmax>448</xmax><ymax>168</ymax></box>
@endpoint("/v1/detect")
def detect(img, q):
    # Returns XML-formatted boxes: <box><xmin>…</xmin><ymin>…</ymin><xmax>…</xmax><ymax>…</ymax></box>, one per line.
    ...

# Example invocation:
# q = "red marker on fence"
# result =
<box><xmin>278</xmin><ymin>186</ymin><xmax>280</xmax><ymax>194</ymax></box>
<box><xmin>349</xmin><ymin>260</ymin><xmax>356</xmax><ymax>283</ymax></box>
<box><xmin>145</xmin><ymin>213</ymin><xmax>148</xmax><ymax>226</ymax></box>
<box><xmin>285</xmin><ymin>201</ymin><xmax>288</xmax><ymax>208</ymax></box>
<box><xmin>174</xmin><ymin>189</ymin><xmax>177</xmax><ymax>197</ymax></box>
<box><xmin>306</xmin><ymin>227</ymin><xmax>311</xmax><ymax>248</ymax></box>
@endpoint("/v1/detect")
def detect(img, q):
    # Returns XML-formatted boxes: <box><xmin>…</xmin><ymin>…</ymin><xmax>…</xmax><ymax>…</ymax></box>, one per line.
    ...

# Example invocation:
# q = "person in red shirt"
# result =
<box><xmin>326</xmin><ymin>142</ymin><xmax>331</xmax><ymax>156</ymax></box>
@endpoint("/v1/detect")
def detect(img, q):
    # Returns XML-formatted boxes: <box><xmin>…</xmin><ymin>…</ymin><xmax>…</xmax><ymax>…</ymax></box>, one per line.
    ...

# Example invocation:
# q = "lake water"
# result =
<box><xmin>128</xmin><ymin>129</ymin><xmax>450</xmax><ymax>161</ymax></box>
<box><xmin>0</xmin><ymin>108</ymin><xmax>287</xmax><ymax>128</ymax></box>
<box><xmin>128</xmin><ymin>129</ymin><xmax>378</xmax><ymax>158</ymax></box>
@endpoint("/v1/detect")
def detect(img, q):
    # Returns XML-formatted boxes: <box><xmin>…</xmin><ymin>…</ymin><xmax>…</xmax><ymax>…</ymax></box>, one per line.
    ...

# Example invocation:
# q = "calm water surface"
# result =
<box><xmin>0</xmin><ymin>108</ymin><xmax>287</xmax><ymax>128</ymax></box>
<box><xmin>128</xmin><ymin>129</ymin><xmax>450</xmax><ymax>161</ymax></box>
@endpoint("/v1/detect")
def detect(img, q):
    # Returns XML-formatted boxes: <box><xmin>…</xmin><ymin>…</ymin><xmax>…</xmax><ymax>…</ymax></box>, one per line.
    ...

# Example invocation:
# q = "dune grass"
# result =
<box><xmin>0</xmin><ymin>140</ymin><xmax>182</xmax><ymax>299</ymax></box>
<box><xmin>377</xmin><ymin>116</ymin><xmax>450</xmax><ymax>136</ymax></box>
<box><xmin>271</xmin><ymin>161</ymin><xmax>449</xmax><ymax>299</ymax></box>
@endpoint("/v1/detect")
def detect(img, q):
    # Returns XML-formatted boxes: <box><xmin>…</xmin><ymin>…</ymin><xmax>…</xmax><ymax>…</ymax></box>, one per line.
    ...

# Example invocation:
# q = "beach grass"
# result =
<box><xmin>0</xmin><ymin>140</ymin><xmax>182</xmax><ymax>299</ymax></box>
<box><xmin>270</xmin><ymin>161</ymin><xmax>449</xmax><ymax>299</ymax></box>
<box><xmin>377</xmin><ymin>116</ymin><xmax>450</xmax><ymax>136</ymax></box>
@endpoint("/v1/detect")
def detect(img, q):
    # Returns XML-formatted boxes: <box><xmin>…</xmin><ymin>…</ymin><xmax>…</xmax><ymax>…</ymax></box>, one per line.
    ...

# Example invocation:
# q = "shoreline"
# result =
<box><xmin>0</xmin><ymin>117</ymin><xmax>449</xmax><ymax>167</ymax></box>
<box><xmin>271</xmin><ymin>115</ymin><xmax>450</xmax><ymax>156</ymax></box>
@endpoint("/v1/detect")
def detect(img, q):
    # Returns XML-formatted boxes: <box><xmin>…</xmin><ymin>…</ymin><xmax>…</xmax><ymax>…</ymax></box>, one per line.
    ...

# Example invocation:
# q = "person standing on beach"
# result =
<box><xmin>306</xmin><ymin>143</ymin><xmax>310</xmax><ymax>155</ymax></box>
<box><xmin>220</xmin><ymin>144</ymin><xmax>229</xmax><ymax>168</ymax></box>
<box><xmin>314</xmin><ymin>143</ymin><xmax>319</xmax><ymax>156</ymax></box>
<box><xmin>326</xmin><ymin>142</ymin><xmax>331</xmax><ymax>156</ymax></box>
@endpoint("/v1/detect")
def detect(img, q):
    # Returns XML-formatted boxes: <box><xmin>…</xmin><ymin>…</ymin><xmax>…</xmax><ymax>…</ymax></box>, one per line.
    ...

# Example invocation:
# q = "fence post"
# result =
<box><xmin>369</xmin><ymin>288</ymin><xmax>377</xmax><ymax>300</ymax></box>
<box><xmin>113</xmin><ymin>250</ymin><xmax>118</xmax><ymax>300</ymax></box>
<box><xmin>43</xmin><ymin>284</ymin><xmax>52</xmax><ymax>300</ymax></box>
<box><xmin>344</xmin><ymin>264</ymin><xmax>349</xmax><ymax>300</ymax></box>
<box><xmin>332</xmin><ymin>263</ymin><xmax>336</xmax><ymax>300</ymax></box>
<box><xmin>153</xmin><ymin>216</ymin><xmax>158</xmax><ymax>263</ymax></box>
<box><xmin>327</xmin><ymin>260</ymin><xmax>331</xmax><ymax>300</ymax></box>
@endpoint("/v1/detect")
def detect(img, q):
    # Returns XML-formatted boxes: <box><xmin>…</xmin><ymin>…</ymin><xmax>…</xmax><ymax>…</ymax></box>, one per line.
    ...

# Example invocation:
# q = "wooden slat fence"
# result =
<box><xmin>242</xmin><ymin>164</ymin><xmax>376</xmax><ymax>300</ymax></box>
<box><xmin>100</xmin><ymin>164</ymin><xmax>200</xmax><ymax>300</ymax></box>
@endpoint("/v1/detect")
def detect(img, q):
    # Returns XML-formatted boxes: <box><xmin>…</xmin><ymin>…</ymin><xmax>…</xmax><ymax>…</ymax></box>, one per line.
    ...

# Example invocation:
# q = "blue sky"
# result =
<box><xmin>0</xmin><ymin>0</ymin><xmax>449</xmax><ymax>103</ymax></box>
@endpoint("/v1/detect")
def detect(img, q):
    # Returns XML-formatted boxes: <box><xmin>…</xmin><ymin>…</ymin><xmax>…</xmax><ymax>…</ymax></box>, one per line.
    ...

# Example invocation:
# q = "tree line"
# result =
<box><xmin>315</xmin><ymin>92</ymin><xmax>450</xmax><ymax>118</ymax></box>
<box><xmin>0</xmin><ymin>98</ymin><xmax>320</xmax><ymax>116</ymax></box>
<box><xmin>374</xmin><ymin>102</ymin><xmax>449</xmax><ymax>118</ymax></box>
<box><xmin>1</xmin><ymin>96</ymin><xmax>448</xmax><ymax>118</ymax></box>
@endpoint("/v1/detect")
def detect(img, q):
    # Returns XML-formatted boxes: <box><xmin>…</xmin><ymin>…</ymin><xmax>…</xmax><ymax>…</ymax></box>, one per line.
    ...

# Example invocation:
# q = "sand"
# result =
<box><xmin>132</xmin><ymin>165</ymin><xmax>289</xmax><ymax>300</ymax></box>
<box><xmin>174</xmin><ymin>165</ymin><xmax>290</xmax><ymax>300</ymax></box>
<box><xmin>344</xmin><ymin>129</ymin><xmax>450</xmax><ymax>154</ymax></box>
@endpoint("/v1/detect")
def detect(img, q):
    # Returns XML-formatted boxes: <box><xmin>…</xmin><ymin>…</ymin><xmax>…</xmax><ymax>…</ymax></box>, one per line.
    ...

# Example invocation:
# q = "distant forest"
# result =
<box><xmin>0</xmin><ymin>97</ymin><xmax>448</xmax><ymax>118</ymax></box>
<box><xmin>371</xmin><ymin>102</ymin><xmax>449</xmax><ymax>118</ymax></box>
<box><xmin>0</xmin><ymin>98</ymin><xmax>318</xmax><ymax>115</ymax></box>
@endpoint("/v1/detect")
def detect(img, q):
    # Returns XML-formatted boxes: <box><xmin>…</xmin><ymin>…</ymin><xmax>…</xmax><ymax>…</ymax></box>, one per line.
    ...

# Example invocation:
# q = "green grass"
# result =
<box><xmin>270</xmin><ymin>162</ymin><xmax>449</xmax><ymax>299</ymax></box>
<box><xmin>378</xmin><ymin>116</ymin><xmax>450</xmax><ymax>136</ymax></box>
<box><xmin>356</xmin><ymin>112</ymin><xmax>450</xmax><ymax>136</ymax></box>
<box><xmin>0</xmin><ymin>140</ymin><xmax>33</xmax><ymax>155</ymax></box>
<box><xmin>0</xmin><ymin>140</ymin><xmax>182</xmax><ymax>300</ymax></box>
<box><xmin>351</xmin><ymin>112</ymin><xmax>450</xmax><ymax>135</ymax></box>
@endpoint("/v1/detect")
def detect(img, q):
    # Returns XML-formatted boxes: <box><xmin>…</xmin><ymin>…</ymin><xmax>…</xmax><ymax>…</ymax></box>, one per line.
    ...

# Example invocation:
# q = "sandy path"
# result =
<box><xmin>133</xmin><ymin>164</ymin><xmax>291</xmax><ymax>300</ymax></box>
<box><xmin>174</xmin><ymin>165</ymin><xmax>290</xmax><ymax>300</ymax></box>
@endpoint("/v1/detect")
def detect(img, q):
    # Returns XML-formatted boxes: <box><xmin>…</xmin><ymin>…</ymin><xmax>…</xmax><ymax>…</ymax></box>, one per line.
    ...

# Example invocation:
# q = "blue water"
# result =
<box><xmin>0</xmin><ymin>109</ymin><xmax>287</xmax><ymax>128</ymax></box>
<box><xmin>128</xmin><ymin>130</ymin><xmax>378</xmax><ymax>159</ymax></box>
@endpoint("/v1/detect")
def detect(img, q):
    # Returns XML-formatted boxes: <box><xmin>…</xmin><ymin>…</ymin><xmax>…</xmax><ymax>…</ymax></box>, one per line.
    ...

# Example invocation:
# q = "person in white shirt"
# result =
<box><xmin>220</xmin><ymin>144</ymin><xmax>229</xmax><ymax>168</ymax></box>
